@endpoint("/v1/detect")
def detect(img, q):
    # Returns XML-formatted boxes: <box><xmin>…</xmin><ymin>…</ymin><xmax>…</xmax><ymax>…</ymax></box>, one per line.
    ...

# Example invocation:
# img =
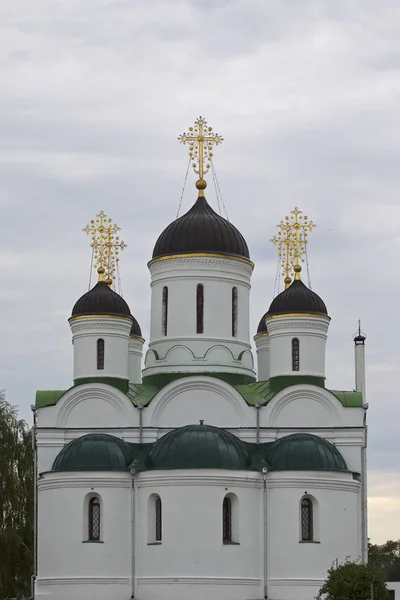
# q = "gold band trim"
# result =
<box><xmin>68</xmin><ymin>314</ymin><xmax>133</xmax><ymax>323</ymax></box>
<box><xmin>266</xmin><ymin>313</ymin><xmax>330</xmax><ymax>321</ymax></box>
<box><xmin>253</xmin><ymin>332</ymin><xmax>269</xmax><ymax>340</ymax></box>
<box><xmin>148</xmin><ymin>253</ymin><xmax>254</xmax><ymax>268</ymax></box>
<box><xmin>130</xmin><ymin>335</ymin><xmax>145</xmax><ymax>343</ymax></box>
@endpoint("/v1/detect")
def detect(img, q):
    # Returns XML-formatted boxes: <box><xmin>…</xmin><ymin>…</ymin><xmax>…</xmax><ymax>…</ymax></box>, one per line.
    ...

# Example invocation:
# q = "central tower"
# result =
<box><xmin>143</xmin><ymin>117</ymin><xmax>255</xmax><ymax>385</ymax></box>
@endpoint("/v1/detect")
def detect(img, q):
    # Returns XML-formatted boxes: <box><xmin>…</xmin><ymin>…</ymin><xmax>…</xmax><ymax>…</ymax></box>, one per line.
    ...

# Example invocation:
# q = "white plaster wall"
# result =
<box><xmin>267</xmin><ymin>471</ymin><xmax>361</xmax><ymax>600</ymax></box>
<box><xmin>129</xmin><ymin>336</ymin><xmax>144</xmax><ymax>384</ymax></box>
<box><xmin>387</xmin><ymin>582</ymin><xmax>400</xmax><ymax>596</ymax></box>
<box><xmin>267</xmin><ymin>315</ymin><xmax>330</xmax><ymax>379</ymax></box>
<box><xmin>255</xmin><ymin>333</ymin><xmax>270</xmax><ymax>380</ymax></box>
<box><xmin>69</xmin><ymin>316</ymin><xmax>131</xmax><ymax>381</ymax></box>
<box><xmin>144</xmin><ymin>255</ymin><xmax>255</xmax><ymax>379</ymax></box>
<box><xmin>36</xmin><ymin>472</ymin><xmax>132</xmax><ymax>600</ymax></box>
<box><xmin>135</xmin><ymin>470</ymin><xmax>264</xmax><ymax>600</ymax></box>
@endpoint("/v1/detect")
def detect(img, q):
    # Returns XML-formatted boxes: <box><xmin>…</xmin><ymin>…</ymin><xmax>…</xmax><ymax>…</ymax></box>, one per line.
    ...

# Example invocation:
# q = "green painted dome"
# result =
<box><xmin>145</xmin><ymin>424</ymin><xmax>252</xmax><ymax>471</ymax></box>
<box><xmin>52</xmin><ymin>433</ymin><xmax>133</xmax><ymax>472</ymax></box>
<box><xmin>266</xmin><ymin>433</ymin><xmax>347</xmax><ymax>472</ymax></box>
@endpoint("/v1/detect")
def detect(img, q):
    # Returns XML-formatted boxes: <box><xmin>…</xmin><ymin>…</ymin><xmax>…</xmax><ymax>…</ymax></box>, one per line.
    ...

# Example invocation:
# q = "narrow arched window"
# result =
<box><xmin>162</xmin><ymin>287</ymin><xmax>168</xmax><ymax>336</ymax></box>
<box><xmin>232</xmin><ymin>287</ymin><xmax>238</xmax><ymax>337</ymax></box>
<box><xmin>196</xmin><ymin>284</ymin><xmax>204</xmax><ymax>334</ymax></box>
<box><xmin>292</xmin><ymin>338</ymin><xmax>299</xmax><ymax>371</ymax></box>
<box><xmin>301</xmin><ymin>497</ymin><xmax>313</xmax><ymax>541</ymax></box>
<box><xmin>88</xmin><ymin>497</ymin><xmax>101</xmax><ymax>541</ymax></box>
<box><xmin>222</xmin><ymin>497</ymin><xmax>232</xmax><ymax>543</ymax></box>
<box><xmin>155</xmin><ymin>495</ymin><xmax>162</xmax><ymax>542</ymax></box>
<box><xmin>97</xmin><ymin>339</ymin><xmax>105</xmax><ymax>370</ymax></box>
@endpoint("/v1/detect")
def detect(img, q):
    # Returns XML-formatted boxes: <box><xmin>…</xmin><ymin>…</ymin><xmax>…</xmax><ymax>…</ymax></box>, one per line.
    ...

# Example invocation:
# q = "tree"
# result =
<box><xmin>317</xmin><ymin>560</ymin><xmax>388</xmax><ymax>600</ymax></box>
<box><xmin>0</xmin><ymin>391</ymin><xmax>34</xmax><ymax>599</ymax></box>
<box><xmin>369</xmin><ymin>540</ymin><xmax>400</xmax><ymax>581</ymax></box>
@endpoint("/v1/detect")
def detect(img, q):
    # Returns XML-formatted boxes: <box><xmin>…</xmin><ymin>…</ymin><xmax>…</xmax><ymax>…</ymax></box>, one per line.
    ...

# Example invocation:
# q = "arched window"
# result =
<box><xmin>232</xmin><ymin>287</ymin><xmax>238</xmax><ymax>337</ymax></box>
<box><xmin>162</xmin><ymin>286</ymin><xmax>168</xmax><ymax>336</ymax></box>
<box><xmin>301</xmin><ymin>497</ymin><xmax>313</xmax><ymax>541</ymax></box>
<box><xmin>222</xmin><ymin>496</ymin><xmax>232</xmax><ymax>543</ymax></box>
<box><xmin>196</xmin><ymin>284</ymin><xmax>204</xmax><ymax>334</ymax></box>
<box><xmin>292</xmin><ymin>338</ymin><xmax>300</xmax><ymax>371</ymax></box>
<box><xmin>155</xmin><ymin>495</ymin><xmax>162</xmax><ymax>542</ymax></box>
<box><xmin>97</xmin><ymin>339</ymin><xmax>105</xmax><ymax>370</ymax></box>
<box><xmin>88</xmin><ymin>497</ymin><xmax>101</xmax><ymax>541</ymax></box>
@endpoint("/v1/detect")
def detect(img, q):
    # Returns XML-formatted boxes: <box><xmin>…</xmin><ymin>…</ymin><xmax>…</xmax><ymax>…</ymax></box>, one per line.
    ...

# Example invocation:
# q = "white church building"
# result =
<box><xmin>33</xmin><ymin>118</ymin><xmax>368</xmax><ymax>600</ymax></box>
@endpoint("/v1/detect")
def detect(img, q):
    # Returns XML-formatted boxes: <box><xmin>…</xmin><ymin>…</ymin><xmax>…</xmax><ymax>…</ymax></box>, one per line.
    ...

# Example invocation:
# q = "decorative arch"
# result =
<box><xmin>55</xmin><ymin>384</ymin><xmax>132</xmax><ymax>429</ymax></box>
<box><xmin>266</xmin><ymin>386</ymin><xmax>342</xmax><ymax>428</ymax></box>
<box><xmin>148</xmin><ymin>376</ymin><xmax>246</xmax><ymax>428</ymax></box>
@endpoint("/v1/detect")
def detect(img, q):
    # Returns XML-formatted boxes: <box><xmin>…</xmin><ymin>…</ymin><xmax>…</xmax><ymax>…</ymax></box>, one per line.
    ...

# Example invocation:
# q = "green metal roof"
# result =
<box><xmin>144</xmin><ymin>423</ymin><xmax>253</xmax><ymax>471</ymax></box>
<box><xmin>52</xmin><ymin>433</ymin><xmax>134</xmax><ymax>471</ymax></box>
<box><xmin>265</xmin><ymin>433</ymin><xmax>348</xmax><ymax>472</ymax></box>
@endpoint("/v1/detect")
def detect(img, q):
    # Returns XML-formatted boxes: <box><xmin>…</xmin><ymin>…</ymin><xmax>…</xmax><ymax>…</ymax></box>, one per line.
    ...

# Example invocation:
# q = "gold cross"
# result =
<box><xmin>178</xmin><ymin>116</ymin><xmax>223</xmax><ymax>195</ymax></box>
<box><xmin>271</xmin><ymin>207</ymin><xmax>316</xmax><ymax>286</ymax></box>
<box><xmin>83</xmin><ymin>210</ymin><xmax>127</xmax><ymax>284</ymax></box>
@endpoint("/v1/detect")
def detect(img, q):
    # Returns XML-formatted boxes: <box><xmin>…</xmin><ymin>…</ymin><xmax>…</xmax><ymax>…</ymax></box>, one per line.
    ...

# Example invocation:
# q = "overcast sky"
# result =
<box><xmin>1</xmin><ymin>0</ymin><xmax>399</xmax><ymax>544</ymax></box>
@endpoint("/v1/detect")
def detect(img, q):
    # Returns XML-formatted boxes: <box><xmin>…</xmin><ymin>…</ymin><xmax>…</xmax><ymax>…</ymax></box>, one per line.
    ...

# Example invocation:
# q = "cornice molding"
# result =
<box><xmin>149</xmin><ymin>254</ymin><xmax>254</xmax><ymax>279</ymax></box>
<box><xmin>38</xmin><ymin>474</ymin><xmax>131</xmax><ymax>491</ymax></box>
<box><xmin>266</xmin><ymin>475</ymin><xmax>360</xmax><ymax>493</ymax></box>
<box><xmin>137</xmin><ymin>576</ymin><xmax>261</xmax><ymax>586</ymax></box>
<box><xmin>36</xmin><ymin>576</ymin><xmax>129</xmax><ymax>586</ymax></box>
<box><xmin>136</xmin><ymin>471</ymin><xmax>262</xmax><ymax>488</ymax></box>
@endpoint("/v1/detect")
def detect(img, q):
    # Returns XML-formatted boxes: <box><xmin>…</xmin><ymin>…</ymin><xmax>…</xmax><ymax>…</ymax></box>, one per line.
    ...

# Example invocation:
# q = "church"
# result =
<box><xmin>33</xmin><ymin>117</ymin><xmax>368</xmax><ymax>600</ymax></box>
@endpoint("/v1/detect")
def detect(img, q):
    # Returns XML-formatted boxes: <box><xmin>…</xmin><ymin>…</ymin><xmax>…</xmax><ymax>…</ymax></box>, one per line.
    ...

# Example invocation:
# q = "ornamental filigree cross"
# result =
<box><xmin>178</xmin><ymin>117</ymin><xmax>223</xmax><ymax>191</ymax></box>
<box><xmin>83</xmin><ymin>210</ymin><xmax>127</xmax><ymax>284</ymax></box>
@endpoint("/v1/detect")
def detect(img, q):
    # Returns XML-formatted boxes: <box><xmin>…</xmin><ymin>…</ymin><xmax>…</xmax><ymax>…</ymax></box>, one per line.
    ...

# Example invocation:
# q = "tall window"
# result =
<box><xmin>222</xmin><ymin>496</ymin><xmax>232</xmax><ymax>543</ymax></box>
<box><xmin>155</xmin><ymin>495</ymin><xmax>162</xmax><ymax>542</ymax></box>
<box><xmin>196</xmin><ymin>284</ymin><xmax>204</xmax><ymax>334</ymax></box>
<box><xmin>301</xmin><ymin>497</ymin><xmax>313</xmax><ymax>541</ymax></box>
<box><xmin>88</xmin><ymin>497</ymin><xmax>101</xmax><ymax>541</ymax></box>
<box><xmin>292</xmin><ymin>338</ymin><xmax>300</xmax><ymax>371</ymax></box>
<box><xmin>162</xmin><ymin>287</ymin><xmax>168</xmax><ymax>336</ymax></box>
<box><xmin>97</xmin><ymin>339</ymin><xmax>105</xmax><ymax>370</ymax></box>
<box><xmin>232</xmin><ymin>287</ymin><xmax>238</xmax><ymax>337</ymax></box>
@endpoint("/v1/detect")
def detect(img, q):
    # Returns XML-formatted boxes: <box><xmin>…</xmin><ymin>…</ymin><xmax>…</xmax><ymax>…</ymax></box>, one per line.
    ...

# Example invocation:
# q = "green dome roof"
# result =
<box><xmin>266</xmin><ymin>433</ymin><xmax>347</xmax><ymax>472</ymax></box>
<box><xmin>52</xmin><ymin>433</ymin><xmax>133</xmax><ymax>472</ymax></box>
<box><xmin>145</xmin><ymin>424</ymin><xmax>252</xmax><ymax>471</ymax></box>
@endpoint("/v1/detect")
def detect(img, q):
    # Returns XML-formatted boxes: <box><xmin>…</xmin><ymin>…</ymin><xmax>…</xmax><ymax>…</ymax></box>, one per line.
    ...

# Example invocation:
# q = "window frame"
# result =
<box><xmin>88</xmin><ymin>497</ymin><xmax>101</xmax><ymax>541</ymax></box>
<box><xmin>222</xmin><ymin>496</ymin><xmax>232</xmax><ymax>543</ymax></box>
<box><xmin>162</xmin><ymin>286</ymin><xmax>168</xmax><ymax>336</ymax></box>
<box><xmin>292</xmin><ymin>337</ymin><xmax>300</xmax><ymax>371</ymax></box>
<box><xmin>97</xmin><ymin>338</ymin><xmax>105</xmax><ymax>370</ymax></box>
<box><xmin>301</xmin><ymin>497</ymin><xmax>313</xmax><ymax>541</ymax></box>
<box><xmin>196</xmin><ymin>284</ymin><xmax>204</xmax><ymax>334</ymax></box>
<box><xmin>155</xmin><ymin>495</ymin><xmax>162</xmax><ymax>542</ymax></box>
<box><xmin>232</xmin><ymin>287</ymin><xmax>238</xmax><ymax>337</ymax></box>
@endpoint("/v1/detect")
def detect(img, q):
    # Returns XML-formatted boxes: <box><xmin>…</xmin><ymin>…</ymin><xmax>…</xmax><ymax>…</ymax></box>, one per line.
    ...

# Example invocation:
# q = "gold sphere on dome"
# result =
<box><xmin>97</xmin><ymin>267</ymin><xmax>105</xmax><ymax>275</ymax></box>
<box><xmin>294</xmin><ymin>264</ymin><xmax>302</xmax><ymax>273</ymax></box>
<box><xmin>196</xmin><ymin>178</ymin><xmax>207</xmax><ymax>190</ymax></box>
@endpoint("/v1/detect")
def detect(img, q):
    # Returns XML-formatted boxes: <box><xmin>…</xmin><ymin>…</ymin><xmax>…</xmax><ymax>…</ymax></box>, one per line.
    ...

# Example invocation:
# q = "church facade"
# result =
<box><xmin>33</xmin><ymin>119</ymin><xmax>367</xmax><ymax>600</ymax></box>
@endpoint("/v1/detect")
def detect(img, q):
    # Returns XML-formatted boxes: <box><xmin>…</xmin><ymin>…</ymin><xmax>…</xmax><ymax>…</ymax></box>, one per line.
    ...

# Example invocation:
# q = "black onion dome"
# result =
<box><xmin>257</xmin><ymin>311</ymin><xmax>268</xmax><ymax>334</ymax></box>
<box><xmin>71</xmin><ymin>281</ymin><xmax>131</xmax><ymax>318</ymax></box>
<box><xmin>130</xmin><ymin>315</ymin><xmax>142</xmax><ymax>337</ymax></box>
<box><xmin>152</xmin><ymin>196</ymin><xmax>250</xmax><ymax>260</ymax></box>
<box><xmin>267</xmin><ymin>279</ymin><xmax>327</xmax><ymax>317</ymax></box>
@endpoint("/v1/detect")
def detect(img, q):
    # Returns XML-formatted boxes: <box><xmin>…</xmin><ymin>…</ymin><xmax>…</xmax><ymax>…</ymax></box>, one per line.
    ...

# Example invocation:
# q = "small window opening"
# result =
<box><xmin>301</xmin><ymin>497</ymin><xmax>313</xmax><ymax>541</ymax></box>
<box><xmin>88</xmin><ymin>497</ymin><xmax>101</xmax><ymax>541</ymax></box>
<box><xmin>97</xmin><ymin>339</ymin><xmax>105</xmax><ymax>370</ymax></box>
<box><xmin>196</xmin><ymin>284</ymin><xmax>204</xmax><ymax>334</ymax></box>
<box><xmin>232</xmin><ymin>287</ymin><xmax>238</xmax><ymax>337</ymax></box>
<box><xmin>292</xmin><ymin>338</ymin><xmax>300</xmax><ymax>371</ymax></box>
<box><xmin>155</xmin><ymin>495</ymin><xmax>162</xmax><ymax>542</ymax></box>
<box><xmin>223</xmin><ymin>497</ymin><xmax>232</xmax><ymax>543</ymax></box>
<box><xmin>162</xmin><ymin>287</ymin><xmax>168</xmax><ymax>336</ymax></box>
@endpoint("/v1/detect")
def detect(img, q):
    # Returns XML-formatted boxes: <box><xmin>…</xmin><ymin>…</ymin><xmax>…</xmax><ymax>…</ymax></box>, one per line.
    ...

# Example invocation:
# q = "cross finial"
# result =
<box><xmin>178</xmin><ymin>116</ymin><xmax>223</xmax><ymax>196</ymax></box>
<box><xmin>271</xmin><ymin>207</ymin><xmax>316</xmax><ymax>287</ymax></box>
<box><xmin>83</xmin><ymin>210</ymin><xmax>127</xmax><ymax>286</ymax></box>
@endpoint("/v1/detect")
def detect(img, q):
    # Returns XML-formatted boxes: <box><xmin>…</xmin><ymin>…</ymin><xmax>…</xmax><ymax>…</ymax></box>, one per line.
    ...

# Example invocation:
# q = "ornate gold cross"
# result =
<box><xmin>271</xmin><ymin>207</ymin><xmax>316</xmax><ymax>287</ymax></box>
<box><xmin>178</xmin><ymin>116</ymin><xmax>223</xmax><ymax>195</ymax></box>
<box><xmin>83</xmin><ymin>210</ymin><xmax>127</xmax><ymax>285</ymax></box>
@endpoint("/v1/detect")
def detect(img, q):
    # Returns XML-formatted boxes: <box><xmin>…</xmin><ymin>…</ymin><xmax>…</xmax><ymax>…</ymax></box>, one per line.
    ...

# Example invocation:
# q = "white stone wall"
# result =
<box><xmin>267</xmin><ymin>314</ymin><xmax>330</xmax><ymax>379</ymax></box>
<box><xmin>69</xmin><ymin>316</ymin><xmax>132</xmax><ymax>381</ymax></box>
<box><xmin>255</xmin><ymin>332</ymin><xmax>270</xmax><ymax>380</ymax></box>
<box><xmin>143</xmin><ymin>255</ymin><xmax>255</xmax><ymax>380</ymax></box>
<box><xmin>129</xmin><ymin>336</ymin><xmax>144</xmax><ymax>384</ymax></box>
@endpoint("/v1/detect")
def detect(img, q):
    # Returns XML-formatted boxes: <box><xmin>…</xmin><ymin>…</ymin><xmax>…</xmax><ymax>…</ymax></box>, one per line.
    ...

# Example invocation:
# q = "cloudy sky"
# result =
<box><xmin>1</xmin><ymin>0</ymin><xmax>399</xmax><ymax>544</ymax></box>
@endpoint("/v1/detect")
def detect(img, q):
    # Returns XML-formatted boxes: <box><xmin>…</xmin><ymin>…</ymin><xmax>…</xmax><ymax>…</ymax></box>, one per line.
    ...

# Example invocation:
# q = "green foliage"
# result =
<box><xmin>317</xmin><ymin>560</ymin><xmax>388</xmax><ymax>600</ymax></box>
<box><xmin>0</xmin><ymin>391</ymin><xmax>33</xmax><ymax>599</ymax></box>
<box><xmin>369</xmin><ymin>540</ymin><xmax>400</xmax><ymax>581</ymax></box>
